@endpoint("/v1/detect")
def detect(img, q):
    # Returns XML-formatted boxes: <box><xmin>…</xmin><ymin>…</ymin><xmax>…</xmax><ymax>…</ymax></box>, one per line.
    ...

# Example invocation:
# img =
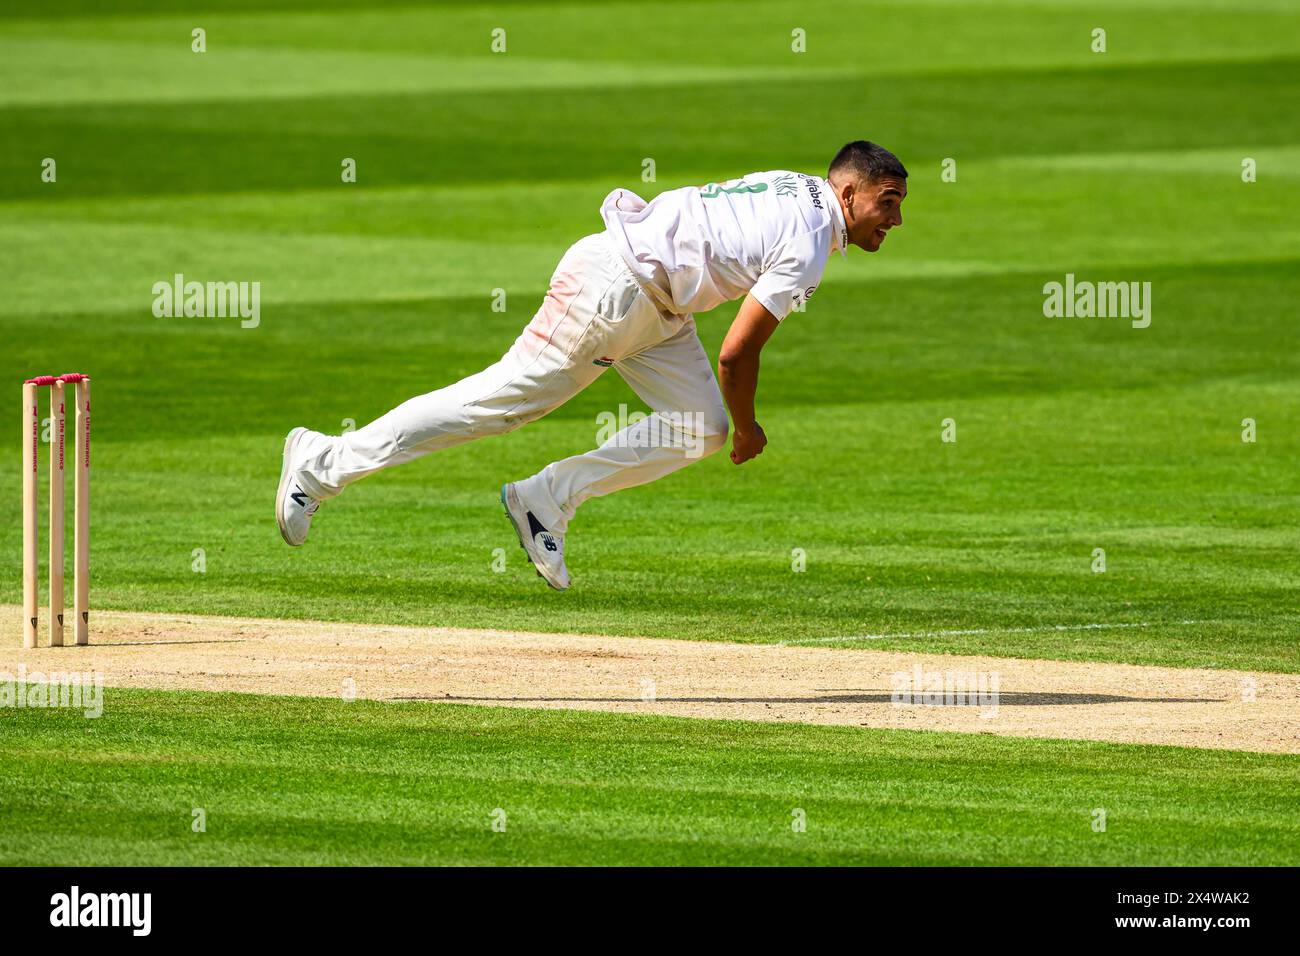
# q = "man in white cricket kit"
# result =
<box><xmin>278</xmin><ymin>141</ymin><xmax>908</xmax><ymax>589</ymax></box>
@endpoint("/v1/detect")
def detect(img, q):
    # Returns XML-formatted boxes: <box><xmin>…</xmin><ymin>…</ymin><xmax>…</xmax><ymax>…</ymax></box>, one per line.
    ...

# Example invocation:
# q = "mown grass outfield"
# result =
<box><xmin>1</xmin><ymin>690</ymin><xmax>1297</xmax><ymax>866</ymax></box>
<box><xmin>1</xmin><ymin>0</ymin><xmax>1298</xmax><ymax>866</ymax></box>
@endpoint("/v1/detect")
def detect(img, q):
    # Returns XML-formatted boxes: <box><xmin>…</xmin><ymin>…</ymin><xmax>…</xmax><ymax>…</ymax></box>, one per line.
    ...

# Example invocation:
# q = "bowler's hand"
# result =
<box><xmin>730</xmin><ymin>422</ymin><xmax>767</xmax><ymax>464</ymax></box>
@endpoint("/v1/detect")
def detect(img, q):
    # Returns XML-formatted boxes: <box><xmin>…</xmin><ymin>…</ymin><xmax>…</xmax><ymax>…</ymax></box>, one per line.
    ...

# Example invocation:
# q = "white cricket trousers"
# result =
<box><xmin>294</xmin><ymin>233</ymin><xmax>730</xmax><ymax>529</ymax></box>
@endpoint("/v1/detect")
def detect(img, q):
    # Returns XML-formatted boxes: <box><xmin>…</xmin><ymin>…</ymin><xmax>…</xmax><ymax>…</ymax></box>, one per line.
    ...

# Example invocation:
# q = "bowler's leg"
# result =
<box><xmin>276</xmin><ymin>235</ymin><xmax>626</xmax><ymax>546</ymax></box>
<box><xmin>514</xmin><ymin>317</ymin><xmax>729</xmax><ymax>529</ymax></box>
<box><xmin>294</xmin><ymin>242</ymin><xmax>619</xmax><ymax>502</ymax></box>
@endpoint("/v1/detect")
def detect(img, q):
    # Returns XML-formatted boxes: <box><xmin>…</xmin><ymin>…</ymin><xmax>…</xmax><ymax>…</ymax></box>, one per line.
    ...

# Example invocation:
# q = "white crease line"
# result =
<box><xmin>788</xmin><ymin>620</ymin><xmax>1203</xmax><ymax>645</ymax></box>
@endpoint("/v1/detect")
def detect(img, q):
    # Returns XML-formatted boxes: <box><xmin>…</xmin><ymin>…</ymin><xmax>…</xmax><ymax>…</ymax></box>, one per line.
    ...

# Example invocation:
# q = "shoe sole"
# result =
<box><xmin>276</xmin><ymin>427</ymin><xmax>308</xmax><ymax>546</ymax></box>
<box><xmin>500</xmin><ymin>483</ymin><xmax>567</xmax><ymax>591</ymax></box>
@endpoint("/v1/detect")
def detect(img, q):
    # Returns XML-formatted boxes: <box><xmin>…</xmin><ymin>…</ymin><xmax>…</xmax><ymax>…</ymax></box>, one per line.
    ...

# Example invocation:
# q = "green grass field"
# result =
<box><xmin>2</xmin><ymin>689</ymin><xmax>1296</xmax><ymax>866</ymax></box>
<box><xmin>1</xmin><ymin>0</ymin><xmax>1297</xmax><ymax>866</ymax></box>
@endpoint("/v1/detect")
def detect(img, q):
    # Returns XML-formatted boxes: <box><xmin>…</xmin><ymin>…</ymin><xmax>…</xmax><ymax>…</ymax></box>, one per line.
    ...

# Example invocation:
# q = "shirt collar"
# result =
<box><xmin>824</xmin><ymin>178</ymin><xmax>849</xmax><ymax>257</ymax></box>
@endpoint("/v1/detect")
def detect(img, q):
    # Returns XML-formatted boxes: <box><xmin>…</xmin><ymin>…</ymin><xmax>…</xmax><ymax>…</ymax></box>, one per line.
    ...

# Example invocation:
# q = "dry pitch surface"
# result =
<box><xmin>2</xmin><ymin>608</ymin><xmax>1294</xmax><ymax>754</ymax></box>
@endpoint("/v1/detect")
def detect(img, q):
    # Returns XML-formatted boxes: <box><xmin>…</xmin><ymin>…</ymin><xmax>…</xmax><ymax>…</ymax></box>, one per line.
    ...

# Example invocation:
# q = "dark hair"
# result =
<box><xmin>828</xmin><ymin>140</ymin><xmax>908</xmax><ymax>183</ymax></box>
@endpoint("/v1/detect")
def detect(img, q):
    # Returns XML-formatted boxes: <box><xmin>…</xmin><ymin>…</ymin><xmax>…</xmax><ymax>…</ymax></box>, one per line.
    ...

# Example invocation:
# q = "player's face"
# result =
<box><xmin>845</xmin><ymin>177</ymin><xmax>906</xmax><ymax>252</ymax></box>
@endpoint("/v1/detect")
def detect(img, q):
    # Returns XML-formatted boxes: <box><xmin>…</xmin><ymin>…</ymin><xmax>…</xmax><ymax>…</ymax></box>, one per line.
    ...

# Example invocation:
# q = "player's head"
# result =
<box><xmin>828</xmin><ymin>141</ymin><xmax>908</xmax><ymax>252</ymax></box>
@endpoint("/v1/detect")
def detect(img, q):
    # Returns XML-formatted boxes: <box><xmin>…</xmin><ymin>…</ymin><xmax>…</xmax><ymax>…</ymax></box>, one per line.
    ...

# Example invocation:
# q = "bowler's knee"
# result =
<box><xmin>689</xmin><ymin>404</ymin><xmax>729</xmax><ymax>459</ymax></box>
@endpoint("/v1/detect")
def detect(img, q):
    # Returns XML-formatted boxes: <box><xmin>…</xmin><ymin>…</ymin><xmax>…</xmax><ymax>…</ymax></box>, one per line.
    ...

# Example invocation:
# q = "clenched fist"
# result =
<box><xmin>730</xmin><ymin>422</ymin><xmax>768</xmax><ymax>464</ymax></box>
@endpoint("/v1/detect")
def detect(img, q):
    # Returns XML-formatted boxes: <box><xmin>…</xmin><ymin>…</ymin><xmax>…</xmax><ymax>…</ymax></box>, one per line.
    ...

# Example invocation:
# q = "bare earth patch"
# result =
<box><xmin>2</xmin><ymin>607</ymin><xmax>1296</xmax><ymax>754</ymax></box>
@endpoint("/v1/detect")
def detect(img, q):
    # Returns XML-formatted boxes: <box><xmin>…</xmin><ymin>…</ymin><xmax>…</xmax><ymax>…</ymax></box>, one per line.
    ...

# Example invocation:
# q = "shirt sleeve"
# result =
<box><xmin>749</xmin><ymin>227</ymin><xmax>831</xmax><ymax>321</ymax></box>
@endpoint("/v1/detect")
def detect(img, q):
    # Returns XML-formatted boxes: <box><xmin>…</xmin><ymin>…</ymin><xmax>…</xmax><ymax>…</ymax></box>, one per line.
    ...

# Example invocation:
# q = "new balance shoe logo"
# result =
<box><xmin>503</xmin><ymin>484</ymin><xmax>570</xmax><ymax>590</ymax></box>
<box><xmin>526</xmin><ymin>511</ymin><xmax>559</xmax><ymax>551</ymax></box>
<box><xmin>289</xmin><ymin>487</ymin><xmax>319</xmax><ymax>516</ymax></box>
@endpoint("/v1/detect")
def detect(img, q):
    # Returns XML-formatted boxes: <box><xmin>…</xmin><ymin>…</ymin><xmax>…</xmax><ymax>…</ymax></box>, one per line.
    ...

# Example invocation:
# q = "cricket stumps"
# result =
<box><xmin>22</xmin><ymin>373</ymin><xmax>90</xmax><ymax>648</ymax></box>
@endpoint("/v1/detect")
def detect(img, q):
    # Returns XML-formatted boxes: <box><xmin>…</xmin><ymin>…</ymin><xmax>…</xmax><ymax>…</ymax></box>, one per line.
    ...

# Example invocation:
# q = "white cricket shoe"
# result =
<box><xmin>277</xmin><ymin>427</ymin><xmax>321</xmax><ymax>547</ymax></box>
<box><xmin>501</xmin><ymin>482</ymin><xmax>570</xmax><ymax>590</ymax></box>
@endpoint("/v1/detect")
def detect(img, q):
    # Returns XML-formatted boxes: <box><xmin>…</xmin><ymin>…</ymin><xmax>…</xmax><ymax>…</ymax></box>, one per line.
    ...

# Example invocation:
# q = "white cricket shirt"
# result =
<box><xmin>599</xmin><ymin>170</ymin><xmax>848</xmax><ymax>321</ymax></box>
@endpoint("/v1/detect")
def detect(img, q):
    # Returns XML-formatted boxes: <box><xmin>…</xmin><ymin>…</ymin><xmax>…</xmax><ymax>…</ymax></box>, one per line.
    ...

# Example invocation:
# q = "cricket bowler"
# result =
<box><xmin>277</xmin><ymin>140</ymin><xmax>908</xmax><ymax>589</ymax></box>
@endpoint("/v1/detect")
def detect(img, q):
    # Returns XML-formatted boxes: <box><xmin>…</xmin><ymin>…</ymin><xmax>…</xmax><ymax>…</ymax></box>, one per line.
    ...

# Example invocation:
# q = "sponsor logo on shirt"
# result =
<box><xmin>794</xmin><ymin>285</ymin><xmax>817</xmax><ymax>305</ymax></box>
<box><xmin>797</xmin><ymin>174</ymin><xmax>824</xmax><ymax>210</ymax></box>
<box><xmin>700</xmin><ymin>180</ymin><xmax>768</xmax><ymax>199</ymax></box>
<box><xmin>773</xmin><ymin>173</ymin><xmax>799</xmax><ymax>198</ymax></box>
